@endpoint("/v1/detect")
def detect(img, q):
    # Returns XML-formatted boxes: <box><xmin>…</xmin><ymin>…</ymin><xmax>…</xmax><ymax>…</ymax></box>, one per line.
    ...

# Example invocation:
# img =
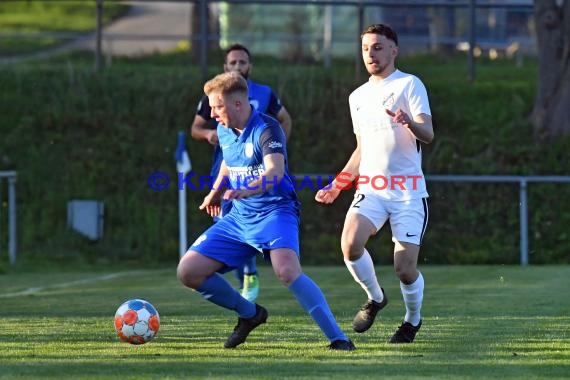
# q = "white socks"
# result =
<box><xmin>344</xmin><ymin>249</ymin><xmax>384</xmax><ymax>303</ymax></box>
<box><xmin>400</xmin><ymin>272</ymin><xmax>424</xmax><ymax>326</ymax></box>
<box><xmin>345</xmin><ymin>250</ymin><xmax>424</xmax><ymax>325</ymax></box>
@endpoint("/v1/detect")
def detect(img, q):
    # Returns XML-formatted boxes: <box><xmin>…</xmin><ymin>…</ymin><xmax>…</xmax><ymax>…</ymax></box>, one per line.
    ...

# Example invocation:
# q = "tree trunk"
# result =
<box><xmin>531</xmin><ymin>0</ymin><xmax>570</xmax><ymax>138</ymax></box>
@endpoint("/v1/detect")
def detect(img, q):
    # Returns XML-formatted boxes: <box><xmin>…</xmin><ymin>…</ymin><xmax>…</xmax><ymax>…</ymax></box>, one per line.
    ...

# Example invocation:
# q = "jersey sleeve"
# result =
<box><xmin>259</xmin><ymin>123</ymin><xmax>286</xmax><ymax>156</ymax></box>
<box><xmin>196</xmin><ymin>94</ymin><xmax>213</xmax><ymax>121</ymax></box>
<box><xmin>265</xmin><ymin>91</ymin><xmax>283</xmax><ymax>118</ymax></box>
<box><xmin>348</xmin><ymin>92</ymin><xmax>361</xmax><ymax>136</ymax></box>
<box><xmin>407</xmin><ymin>76</ymin><xmax>431</xmax><ymax>117</ymax></box>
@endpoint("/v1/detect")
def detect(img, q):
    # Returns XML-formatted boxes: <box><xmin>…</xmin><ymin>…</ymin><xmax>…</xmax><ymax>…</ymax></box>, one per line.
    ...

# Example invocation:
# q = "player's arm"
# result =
<box><xmin>386</xmin><ymin>109</ymin><xmax>434</xmax><ymax>144</ymax></box>
<box><xmin>190</xmin><ymin>114</ymin><xmax>218</xmax><ymax>145</ymax></box>
<box><xmin>276</xmin><ymin>106</ymin><xmax>292</xmax><ymax>140</ymax></box>
<box><xmin>199</xmin><ymin>161</ymin><xmax>229</xmax><ymax>216</ymax></box>
<box><xmin>315</xmin><ymin>136</ymin><xmax>362</xmax><ymax>204</ymax></box>
<box><xmin>408</xmin><ymin>113</ymin><xmax>434</xmax><ymax>144</ymax></box>
<box><xmin>267</xmin><ymin>91</ymin><xmax>292</xmax><ymax>140</ymax></box>
<box><xmin>190</xmin><ymin>96</ymin><xmax>218</xmax><ymax>145</ymax></box>
<box><xmin>224</xmin><ymin>153</ymin><xmax>284</xmax><ymax>200</ymax></box>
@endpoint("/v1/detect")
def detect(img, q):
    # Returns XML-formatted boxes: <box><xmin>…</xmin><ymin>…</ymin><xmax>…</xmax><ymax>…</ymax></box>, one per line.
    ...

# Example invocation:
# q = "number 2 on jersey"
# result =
<box><xmin>351</xmin><ymin>193</ymin><xmax>365</xmax><ymax>208</ymax></box>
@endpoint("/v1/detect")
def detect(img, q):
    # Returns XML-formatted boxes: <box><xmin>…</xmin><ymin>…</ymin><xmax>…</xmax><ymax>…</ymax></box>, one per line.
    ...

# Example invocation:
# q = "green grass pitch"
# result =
<box><xmin>0</xmin><ymin>265</ymin><xmax>568</xmax><ymax>379</ymax></box>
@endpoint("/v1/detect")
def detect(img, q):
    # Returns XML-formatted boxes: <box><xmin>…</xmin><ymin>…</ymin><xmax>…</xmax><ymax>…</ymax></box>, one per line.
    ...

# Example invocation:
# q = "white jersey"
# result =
<box><xmin>349</xmin><ymin>69</ymin><xmax>431</xmax><ymax>200</ymax></box>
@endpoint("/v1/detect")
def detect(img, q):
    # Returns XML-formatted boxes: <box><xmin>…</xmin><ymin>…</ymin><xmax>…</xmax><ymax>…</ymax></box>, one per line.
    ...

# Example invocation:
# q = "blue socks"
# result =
<box><xmin>198</xmin><ymin>271</ymin><xmax>348</xmax><ymax>343</ymax></box>
<box><xmin>197</xmin><ymin>273</ymin><xmax>256</xmax><ymax>318</ymax></box>
<box><xmin>243</xmin><ymin>255</ymin><xmax>258</xmax><ymax>275</ymax></box>
<box><xmin>288</xmin><ymin>274</ymin><xmax>348</xmax><ymax>342</ymax></box>
<box><xmin>233</xmin><ymin>256</ymin><xmax>258</xmax><ymax>288</ymax></box>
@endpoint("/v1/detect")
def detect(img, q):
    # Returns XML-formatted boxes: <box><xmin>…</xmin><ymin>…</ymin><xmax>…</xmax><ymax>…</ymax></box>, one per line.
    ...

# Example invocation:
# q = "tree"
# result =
<box><xmin>531</xmin><ymin>0</ymin><xmax>570</xmax><ymax>138</ymax></box>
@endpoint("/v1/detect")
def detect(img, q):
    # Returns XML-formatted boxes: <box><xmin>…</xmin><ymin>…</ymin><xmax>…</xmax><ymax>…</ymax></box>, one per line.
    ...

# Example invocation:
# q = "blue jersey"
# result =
<box><xmin>188</xmin><ymin>108</ymin><xmax>300</xmax><ymax>264</ymax></box>
<box><xmin>217</xmin><ymin>108</ymin><xmax>299</xmax><ymax>217</ymax></box>
<box><xmin>196</xmin><ymin>79</ymin><xmax>284</xmax><ymax>179</ymax></box>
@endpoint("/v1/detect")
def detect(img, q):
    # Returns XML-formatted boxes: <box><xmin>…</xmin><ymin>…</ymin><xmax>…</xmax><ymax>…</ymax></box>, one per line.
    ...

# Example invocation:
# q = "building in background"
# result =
<box><xmin>217</xmin><ymin>1</ymin><xmax>535</xmax><ymax>60</ymax></box>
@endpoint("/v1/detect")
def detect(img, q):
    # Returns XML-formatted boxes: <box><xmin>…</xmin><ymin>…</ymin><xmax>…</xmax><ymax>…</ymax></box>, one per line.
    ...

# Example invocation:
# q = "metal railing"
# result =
<box><xmin>427</xmin><ymin>175</ymin><xmax>570</xmax><ymax>266</ymax></box>
<box><xmin>299</xmin><ymin>174</ymin><xmax>570</xmax><ymax>266</ymax></box>
<box><xmin>0</xmin><ymin>171</ymin><xmax>17</xmax><ymax>266</ymax></box>
<box><xmin>1</xmin><ymin>172</ymin><xmax>567</xmax><ymax>266</ymax></box>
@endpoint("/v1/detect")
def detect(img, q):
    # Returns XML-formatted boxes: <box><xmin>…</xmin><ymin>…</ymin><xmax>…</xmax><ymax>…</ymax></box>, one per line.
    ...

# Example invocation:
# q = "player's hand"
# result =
<box><xmin>385</xmin><ymin>108</ymin><xmax>412</xmax><ymax>128</ymax></box>
<box><xmin>315</xmin><ymin>186</ymin><xmax>341</xmax><ymax>204</ymax></box>
<box><xmin>199</xmin><ymin>192</ymin><xmax>222</xmax><ymax>217</ymax></box>
<box><xmin>206</xmin><ymin>130</ymin><xmax>219</xmax><ymax>145</ymax></box>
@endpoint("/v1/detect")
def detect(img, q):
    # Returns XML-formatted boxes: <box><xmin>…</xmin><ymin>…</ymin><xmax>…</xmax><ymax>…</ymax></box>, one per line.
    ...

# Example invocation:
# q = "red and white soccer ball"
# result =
<box><xmin>114</xmin><ymin>299</ymin><xmax>160</xmax><ymax>345</ymax></box>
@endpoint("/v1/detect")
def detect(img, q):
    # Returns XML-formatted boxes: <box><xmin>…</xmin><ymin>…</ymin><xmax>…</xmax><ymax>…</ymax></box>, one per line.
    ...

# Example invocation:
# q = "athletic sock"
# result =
<box><xmin>242</xmin><ymin>255</ymin><xmax>258</xmax><ymax>276</ymax></box>
<box><xmin>233</xmin><ymin>265</ymin><xmax>245</xmax><ymax>289</ymax></box>
<box><xmin>197</xmin><ymin>273</ymin><xmax>256</xmax><ymax>318</ymax></box>
<box><xmin>400</xmin><ymin>271</ymin><xmax>424</xmax><ymax>326</ymax></box>
<box><xmin>289</xmin><ymin>274</ymin><xmax>348</xmax><ymax>342</ymax></box>
<box><xmin>344</xmin><ymin>249</ymin><xmax>384</xmax><ymax>302</ymax></box>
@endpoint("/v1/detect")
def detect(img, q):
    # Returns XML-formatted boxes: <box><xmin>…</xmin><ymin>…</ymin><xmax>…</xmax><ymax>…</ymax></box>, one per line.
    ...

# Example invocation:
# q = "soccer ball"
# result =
<box><xmin>114</xmin><ymin>299</ymin><xmax>160</xmax><ymax>345</ymax></box>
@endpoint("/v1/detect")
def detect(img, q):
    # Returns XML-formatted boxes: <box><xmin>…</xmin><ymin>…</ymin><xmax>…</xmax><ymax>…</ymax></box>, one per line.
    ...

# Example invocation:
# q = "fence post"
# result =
<box><xmin>199</xmin><ymin>0</ymin><xmax>209</xmax><ymax>82</ymax></box>
<box><xmin>95</xmin><ymin>0</ymin><xmax>103</xmax><ymax>72</ymax></box>
<box><xmin>323</xmin><ymin>4</ymin><xmax>333</xmax><ymax>69</ymax></box>
<box><xmin>8</xmin><ymin>175</ymin><xmax>16</xmax><ymax>266</ymax></box>
<box><xmin>519</xmin><ymin>179</ymin><xmax>529</xmax><ymax>266</ymax></box>
<box><xmin>355</xmin><ymin>1</ymin><xmax>364</xmax><ymax>82</ymax></box>
<box><xmin>0</xmin><ymin>181</ymin><xmax>2</xmax><ymax>261</ymax></box>
<box><xmin>468</xmin><ymin>0</ymin><xmax>476</xmax><ymax>82</ymax></box>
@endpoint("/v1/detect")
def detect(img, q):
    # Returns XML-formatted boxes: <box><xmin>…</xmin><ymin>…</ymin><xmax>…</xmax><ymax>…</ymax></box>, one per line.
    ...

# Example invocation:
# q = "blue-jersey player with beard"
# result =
<box><xmin>177</xmin><ymin>72</ymin><xmax>354</xmax><ymax>351</ymax></box>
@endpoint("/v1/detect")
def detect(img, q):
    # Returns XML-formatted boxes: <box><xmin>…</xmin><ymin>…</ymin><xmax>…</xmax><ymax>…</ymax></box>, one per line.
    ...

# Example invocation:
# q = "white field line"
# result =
<box><xmin>0</xmin><ymin>270</ymin><xmax>148</xmax><ymax>298</ymax></box>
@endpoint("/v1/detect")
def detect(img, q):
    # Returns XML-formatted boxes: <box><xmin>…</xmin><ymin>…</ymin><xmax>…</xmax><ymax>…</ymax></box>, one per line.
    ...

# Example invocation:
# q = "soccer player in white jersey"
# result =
<box><xmin>315</xmin><ymin>23</ymin><xmax>434</xmax><ymax>343</ymax></box>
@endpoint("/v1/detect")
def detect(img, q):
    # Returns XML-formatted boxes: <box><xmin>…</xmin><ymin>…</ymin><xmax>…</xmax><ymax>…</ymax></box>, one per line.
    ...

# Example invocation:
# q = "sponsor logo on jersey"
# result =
<box><xmin>228</xmin><ymin>164</ymin><xmax>265</xmax><ymax>181</ymax></box>
<box><xmin>267</xmin><ymin>140</ymin><xmax>283</xmax><ymax>149</ymax></box>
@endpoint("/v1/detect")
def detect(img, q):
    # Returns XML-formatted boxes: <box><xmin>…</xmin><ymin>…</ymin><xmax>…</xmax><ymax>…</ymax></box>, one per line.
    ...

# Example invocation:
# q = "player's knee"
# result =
<box><xmin>394</xmin><ymin>264</ymin><xmax>416</xmax><ymax>284</ymax></box>
<box><xmin>176</xmin><ymin>261</ymin><xmax>198</xmax><ymax>289</ymax></box>
<box><xmin>341</xmin><ymin>239</ymin><xmax>364</xmax><ymax>261</ymax></box>
<box><xmin>274</xmin><ymin>265</ymin><xmax>299</xmax><ymax>286</ymax></box>
<box><xmin>176</xmin><ymin>263</ymin><xmax>189</xmax><ymax>286</ymax></box>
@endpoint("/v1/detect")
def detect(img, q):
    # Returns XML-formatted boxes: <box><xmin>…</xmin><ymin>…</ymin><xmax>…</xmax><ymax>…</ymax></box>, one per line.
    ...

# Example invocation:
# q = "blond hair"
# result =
<box><xmin>203</xmin><ymin>72</ymin><xmax>248</xmax><ymax>97</ymax></box>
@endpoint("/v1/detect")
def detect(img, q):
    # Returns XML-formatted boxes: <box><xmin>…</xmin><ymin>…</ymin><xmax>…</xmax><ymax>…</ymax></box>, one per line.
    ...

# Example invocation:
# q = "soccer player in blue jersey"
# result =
<box><xmin>177</xmin><ymin>72</ymin><xmax>354</xmax><ymax>351</ymax></box>
<box><xmin>190</xmin><ymin>44</ymin><xmax>292</xmax><ymax>302</ymax></box>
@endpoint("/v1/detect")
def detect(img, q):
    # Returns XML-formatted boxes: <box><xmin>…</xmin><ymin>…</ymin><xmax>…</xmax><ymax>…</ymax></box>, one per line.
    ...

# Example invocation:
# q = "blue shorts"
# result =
<box><xmin>189</xmin><ymin>208</ymin><xmax>300</xmax><ymax>272</ymax></box>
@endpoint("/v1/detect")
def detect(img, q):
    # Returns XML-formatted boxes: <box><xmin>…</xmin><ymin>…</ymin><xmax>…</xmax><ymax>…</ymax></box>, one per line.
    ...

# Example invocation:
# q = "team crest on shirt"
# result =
<box><xmin>249</xmin><ymin>99</ymin><xmax>260</xmax><ymax>110</ymax></box>
<box><xmin>245</xmin><ymin>143</ymin><xmax>254</xmax><ymax>157</ymax></box>
<box><xmin>382</xmin><ymin>92</ymin><xmax>395</xmax><ymax>108</ymax></box>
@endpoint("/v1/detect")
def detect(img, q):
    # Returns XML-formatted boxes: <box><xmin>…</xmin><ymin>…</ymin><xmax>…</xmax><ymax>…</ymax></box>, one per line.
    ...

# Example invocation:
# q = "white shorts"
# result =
<box><xmin>347</xmin><ymin>191</ymin><xmax>429</xmax><ymax>245</ymax></box>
